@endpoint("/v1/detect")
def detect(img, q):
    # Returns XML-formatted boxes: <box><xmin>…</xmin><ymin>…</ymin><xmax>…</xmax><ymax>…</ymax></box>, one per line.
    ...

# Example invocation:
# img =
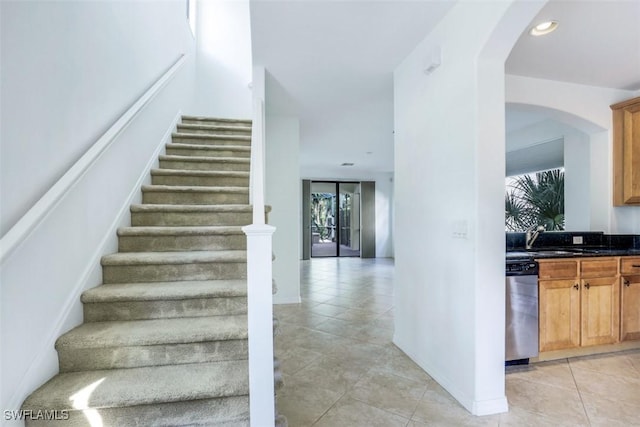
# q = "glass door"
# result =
<box><xmin>310</xmin><ymin>181</ymin><xmax>361</xmax><ymax>257</ymax></box>
<box><xmin>338</xmin><ymin>182</ymin><xmax>360</xmax><ymax>257</ymax></box>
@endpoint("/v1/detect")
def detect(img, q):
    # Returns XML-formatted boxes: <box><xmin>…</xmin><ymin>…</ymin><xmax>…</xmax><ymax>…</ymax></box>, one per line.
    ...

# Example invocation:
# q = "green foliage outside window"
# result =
<box><xmin>505</xmin><ymin>169</ymin><xmax>565</xmax><ymax>232</ymax></box>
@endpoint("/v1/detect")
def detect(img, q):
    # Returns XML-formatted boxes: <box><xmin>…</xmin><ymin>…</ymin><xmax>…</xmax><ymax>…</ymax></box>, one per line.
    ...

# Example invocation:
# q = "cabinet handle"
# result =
<box><xmin>585</xmin><ymin>283</ymin><xmax>590</xmax><ymax>289</ymax></box>
<box><xmin>633</xmin><ymin>264</ymin><xmax>640</xmax><ymax>268</ymax></box>
<box><xmin>574</xmin><ymin>284</ymin><xmax>580</xmax><ymax>290</ymax></box>
<box><xmin>624</xmin><ymin>279</ymin><xmax>631</xmax><ymax>286</ymax></box>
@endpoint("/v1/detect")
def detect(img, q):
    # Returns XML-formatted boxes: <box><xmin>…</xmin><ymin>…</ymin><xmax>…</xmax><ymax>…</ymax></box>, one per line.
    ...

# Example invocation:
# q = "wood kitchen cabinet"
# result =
<box><xmin>580</xmin><ymin>276</ymin><xmax>619</xmax><ymax>346</ymax></box>
<box><xmin>538</xmin><ymin>258</ymin><xmax>619</xmax><ymax>352</ymax></box>
<box><xmin>621</xmin><ymin>257</ymin><xmax>640</xmax><ymax>341</ymax></box>
<box><xmin>539</xmin><ymin>278</ymin><xmax>581</xmax><ymax>351</ymax></box>
<box><xmin>539</xmin><ymin>260</ymin><xmax>580</xmax><ymax>352</ymax></box>
<box><xmin>611</xmin><ymin>96</ymin><xmax>640</xmax><ymax>205</ymax></box>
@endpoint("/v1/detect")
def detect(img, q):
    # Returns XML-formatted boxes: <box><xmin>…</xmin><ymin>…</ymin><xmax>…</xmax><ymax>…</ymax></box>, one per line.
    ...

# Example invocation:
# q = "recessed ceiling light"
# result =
<box><xmin>529</xmin><ymin>20</ymin><xmax>558</xmax><ymax>36</ymax></box>
<box><xmin>341</xmin><ymin>162</ymin><xmax>354</xmax><ymax>167</ymax></box>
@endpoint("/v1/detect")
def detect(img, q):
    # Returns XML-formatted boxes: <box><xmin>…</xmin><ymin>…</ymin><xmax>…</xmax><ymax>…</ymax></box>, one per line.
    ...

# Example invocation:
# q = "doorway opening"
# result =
<box><xmin>310</xmin><ymin>181</ymin><xmax>361</xmax><ymax>257</ymax></box>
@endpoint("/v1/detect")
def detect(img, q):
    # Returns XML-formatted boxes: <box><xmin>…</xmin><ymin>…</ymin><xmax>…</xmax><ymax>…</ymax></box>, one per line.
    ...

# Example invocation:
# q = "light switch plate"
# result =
<box><xmin>573</xmin><ymin>236</ymin><xmax>583</xmax><ymax>244</ymax></box>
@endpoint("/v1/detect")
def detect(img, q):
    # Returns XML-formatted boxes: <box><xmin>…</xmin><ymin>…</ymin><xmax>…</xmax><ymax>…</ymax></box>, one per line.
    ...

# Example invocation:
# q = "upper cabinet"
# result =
<box><xmin>611</xmin><ymin>96</ymin><xmax>640</xmax><ymax>205</ymax></box>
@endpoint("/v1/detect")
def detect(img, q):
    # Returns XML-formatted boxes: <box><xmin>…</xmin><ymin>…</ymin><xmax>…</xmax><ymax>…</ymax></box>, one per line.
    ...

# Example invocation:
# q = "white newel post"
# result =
<box><xmin>244</xmin><ymin>96</ymin><xmax>276</xmax><ymax>425</ymax></box>
<box><xmin>243</xmin><ymin>223</ymin><xmax>276</xmax><ymax>425</ymax></box>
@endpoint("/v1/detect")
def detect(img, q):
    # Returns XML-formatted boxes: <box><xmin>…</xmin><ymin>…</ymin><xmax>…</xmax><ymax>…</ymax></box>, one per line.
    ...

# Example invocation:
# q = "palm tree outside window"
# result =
<box><xmin>505</xmin><ymin>168</ymin><xmax>564</xmax><ymax>232</ymax></box>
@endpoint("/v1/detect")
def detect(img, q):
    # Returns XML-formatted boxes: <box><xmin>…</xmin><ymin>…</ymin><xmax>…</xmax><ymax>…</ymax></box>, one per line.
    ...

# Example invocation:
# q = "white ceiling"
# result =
<box><xmin>250</xmin><ymin>0</ymin><xmax>640</xmax><ymax>176</ymax></box>
<box><xmin>506</xmin><ymin>0</ymin><xmax>640</xmax><ymax>92</ymax></box>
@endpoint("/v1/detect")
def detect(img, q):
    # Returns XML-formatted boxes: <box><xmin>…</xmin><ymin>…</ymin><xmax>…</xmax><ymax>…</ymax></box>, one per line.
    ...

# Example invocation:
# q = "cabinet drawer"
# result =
<box><xmin>621</xmin><ymin>258</ymin><xmax>640</xmax><ymax>274</ymax></box>
<box><xmin>581</xmin><ymin>258</ymin><xmax>618</xmax><ymax>278</ymax></box>
<box><xmin>539</xmin><ymin>260</ymin><xmax>578</xmax><ymax>279</ymax></box>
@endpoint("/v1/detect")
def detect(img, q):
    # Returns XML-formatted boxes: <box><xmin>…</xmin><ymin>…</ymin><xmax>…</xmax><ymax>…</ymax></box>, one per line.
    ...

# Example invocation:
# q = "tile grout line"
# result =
<box><xmin>567</xmin><ymin>357</ymin><xmax>593</xmax><ymax>426</ymax></box>
<box><xmin>407</xmin><ymin>386</ymin><xmax>430</xmax><ymax>426</ymax></box>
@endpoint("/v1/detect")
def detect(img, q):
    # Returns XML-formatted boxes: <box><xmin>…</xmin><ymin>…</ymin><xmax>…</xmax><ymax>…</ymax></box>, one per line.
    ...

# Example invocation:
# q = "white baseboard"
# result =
<box><xmin>273</xmin><ymin>295</ymin><xmax>302</xmax><ymax>305</ymax></box>
<box><xmin>392</xmin><ymin>335</ymin><xmax>508</xmax><ymax>417</ymax></box>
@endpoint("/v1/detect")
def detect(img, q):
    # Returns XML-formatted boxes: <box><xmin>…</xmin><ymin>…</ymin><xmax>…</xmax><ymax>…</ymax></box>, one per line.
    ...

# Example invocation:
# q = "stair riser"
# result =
<box><xmin>25</xmin><ymin>395</ymin><xmax>249</xmax><ymax>427</ymax></box>
<box><xmin>103</xmin><ymin>262</ymin><xmax>247</xmax><ymax>284</ymax></box>
<box><xmin>159</xmin><ymin>159</ymin><xmax>250</xmax><ymax>172</ymax></box>
<box><xmin>83</xmin><ymin>297</ymin><xmax>248</xmax><ymax>322</ymax></box>
<box><xmin>172</xmin><ymin>135</ymin><xmax>251</xmax><ymax>146</ymax></box>
<box><xmin>151</xmin><ymin>174</ymin><xmax>249</xmax><ymax>187</ymax></box>
<box><xmin>118</xmin><ymin>234</ymin><xmax>246</xmax><ymax>252</ymax></box>
<box><xmin>58</xmin><ymin>339</ymin><xmax>248</xmax><ymax>372</ymax></box>
<box><xmin>131</xmin><ymin>211</ymin><xmax>252</xmax><ymax>227</ymax></box>
<box><xmin>177</xmin><ymin>125</ymin><xmax>252</xmax><ymax>136</ymax></box>
<box><xmin>142</xmin><ymin>191</ymin><xmax>249</xmax><ymax>205</ymax></box>
<box><xmin>165</xmin><ymin>146</ymin><xmax>250</xmax><ymax>158</ymax></box>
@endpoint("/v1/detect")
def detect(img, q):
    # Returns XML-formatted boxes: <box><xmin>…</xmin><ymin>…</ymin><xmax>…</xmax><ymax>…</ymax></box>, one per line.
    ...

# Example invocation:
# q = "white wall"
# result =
<box><xmin>0</xmin><ymin>1</ymin><xmax>195</xmax><ymax>414</ymax></box>
<box><xmin>302</xmin><ymin>167</ymin><xmax>394</xmax><ymax>258</ymax></box>
<box><xmin>564</xmin><ymin>131</ymin><xmax>591</xmax><ymax>230</ymax></box>
<box><xmin>193</xmin><ymin>0</ymin><xmax>252</xmax><ymax>119</ymax></box>
<box><xmin>0</xmin><ymin>1</ymin><xmax>195</xmax><ymax>235</ymax></box>
<box><xmin>266</xmin><ymin>115</ymin><xmax>302</xmax><ymax>304</ymax></box>
<box><xmin>506</xmin><ymin>75</ymin><xmax>640</xmax><ymax>233</ymax></box>
<box><xmin>393</xmin><ymin>0</ymin><xmax>544</xmax><ymax>416</ymax></box>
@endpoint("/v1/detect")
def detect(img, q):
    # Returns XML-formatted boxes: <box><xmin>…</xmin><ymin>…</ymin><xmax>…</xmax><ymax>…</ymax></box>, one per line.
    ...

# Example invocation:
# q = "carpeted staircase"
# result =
<box><xmin>22</xmin><ymin>117</ymin><xmax>275</xmax><ymax>426</ymax></box>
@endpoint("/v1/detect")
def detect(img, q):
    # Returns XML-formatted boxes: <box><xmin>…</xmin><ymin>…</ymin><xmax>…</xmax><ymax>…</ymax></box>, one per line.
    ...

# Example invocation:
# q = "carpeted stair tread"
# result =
<box><xmin>171</xmin><ymin>133</ymin><xmax>251</xmax><ymax>142</ymax></box>
<box><xmin>118</xmin><ymin>225</ymin><xmax>244</xmax><ymax>237</ymax></box>
<box><xmin>159</xmin><ymin>154</ymin><xmax>250</xmax><ymax>163</ymax></box>
<box><xmin>56</xmin><ymin>315</ymin><xmax>248</xmax><ymax>349</ymax></box>
<box><xmin>181</xmin><ymin>115</ymin><xmax>251</xmax><ymax>125</ymax></box>
<box><xmin>131</xmin><ymin>204</ymin><xmax>253</xmax><ymax>213</ymax></box>
<box><xmin>141</xmin><ymin>185</ymin><xmax>249</xmax><ymax>194</ymax></box>
<box><xmin>22</xmin><ymin>360</ymin><xmax>248</xmax><ymax>409</ymax></box>
<box><xmin>82</xmin><ymin>280</ymin><xmax>247</xmax><ymax>303</ymax></box>
<box><xmin>167</xmin><ymin>143</ymin><xmax>250</xmax><ymax>150</ymax></box>
<box><xmin>151</xmin><ymin>169</ymin><xmax>250</xmax><ymax>178</ymax></box>
<box><xmin>101</xmin><ymin>250</ymin><xmax>246</xmax><ymax>266</ymax></box>
<box><xmin>177</xmin><ymin>123</ymin><xmax>252</xmax><ymax>133</ymax></box>
<box><xmin>165</xmin><ymin>143</ymin><xmax>251</xmax><ymax>158</ymax></box>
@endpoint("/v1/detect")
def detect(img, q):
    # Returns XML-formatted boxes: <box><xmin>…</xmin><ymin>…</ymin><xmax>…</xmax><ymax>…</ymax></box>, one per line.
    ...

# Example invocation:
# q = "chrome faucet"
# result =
<box><xmin>525</xmin><ymin>225</ymin><xmax>545</xmax><ymax>249</ymax></box>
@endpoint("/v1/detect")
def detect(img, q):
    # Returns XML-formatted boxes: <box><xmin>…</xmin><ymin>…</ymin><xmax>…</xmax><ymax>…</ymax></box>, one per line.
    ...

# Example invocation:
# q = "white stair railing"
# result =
<box><xmin>242</xmin><ymin>97</ymin><xmax>276</xmax><ymax>426</ymax></box>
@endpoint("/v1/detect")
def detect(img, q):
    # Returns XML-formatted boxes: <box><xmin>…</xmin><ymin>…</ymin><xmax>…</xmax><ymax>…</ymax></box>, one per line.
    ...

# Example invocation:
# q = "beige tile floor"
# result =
<box><xmin>274</xmin><ymin>257</ymin><xmax>640</xmax><ymax>426</ymax></box>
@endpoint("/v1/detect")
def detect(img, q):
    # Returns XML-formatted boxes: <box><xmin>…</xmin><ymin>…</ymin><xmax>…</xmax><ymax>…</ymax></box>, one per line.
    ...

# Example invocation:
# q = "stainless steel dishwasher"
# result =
<box><xmin>505</xmin><ymin>258</ymin><xmax>539</xmax><ymax>363</ymax></box>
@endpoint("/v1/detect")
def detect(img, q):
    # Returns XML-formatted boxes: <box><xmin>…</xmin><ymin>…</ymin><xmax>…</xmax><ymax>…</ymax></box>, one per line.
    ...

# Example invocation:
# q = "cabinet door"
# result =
<box><xmin>621</xmin><ymin>275</ymin><xmax>640</xmax><ymax>341</ymax></box>
<box><xmin>581</xmin><ymin>277</ymin><xmax>620</xmax><ymax>346</ymax></box>
<box><xmin>539</xmin><ymin>279</ymin><xmax>581</xmax><ymax>351</ymax></box>
<box><xmin>612</xmin><ymin>97</ymin><xmax>640</xmax><ymax>205</ymax></box>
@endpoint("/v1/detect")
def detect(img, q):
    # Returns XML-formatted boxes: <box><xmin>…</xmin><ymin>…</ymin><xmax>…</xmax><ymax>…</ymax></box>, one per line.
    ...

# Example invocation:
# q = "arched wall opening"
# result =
<box><xmin>506</xmin><ymin>75</ymin><xmax>640</xmax><ymax>233</ymax></box>
<box><xmin>505</xmin><ymin>102</ymin><xmax>607</xmax><ymax>231</ymax></box>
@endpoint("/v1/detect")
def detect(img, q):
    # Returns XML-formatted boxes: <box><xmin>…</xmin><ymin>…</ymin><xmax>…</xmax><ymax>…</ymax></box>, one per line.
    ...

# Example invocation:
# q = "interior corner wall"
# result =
<box><xmin>192</xmin><ymin>0</ymin><xmax>252</xmax><ymax>119</ymax></box>
<box><xmin>505</xmin><ymin>75</ymin><xmax>640</xmax><ymax>233</ymax></box>
<box><xmin>0</xmin><ymin>1</ymin><xmax>195</xmax><ymax>414</ymax></box>
<box><xmin>266</xmin><ymin>115</ymin><xmax>301</xmax><ymax>304</ymax></box>
<box><xmin>393</xmin><ymin>0</ymin><xmax>544</xmax><ymax>416</ymax></box>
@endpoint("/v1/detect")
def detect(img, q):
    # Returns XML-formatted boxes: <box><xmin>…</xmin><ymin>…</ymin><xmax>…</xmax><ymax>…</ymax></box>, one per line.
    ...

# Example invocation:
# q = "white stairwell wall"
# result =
<box><xmin>0</xmin><ymin>1</ymin><xmax>196</xmax><ymax>417</ymax></box>
<box><xmin>193</xmin><ymin>0</ymin><xmax>253</xmax><ymax>119</ymax></box>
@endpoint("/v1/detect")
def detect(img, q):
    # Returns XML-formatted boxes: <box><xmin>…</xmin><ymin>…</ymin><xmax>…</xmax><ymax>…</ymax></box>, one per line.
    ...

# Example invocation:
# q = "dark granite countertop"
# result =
<box><xmin>507</xmin><ymin>247</ymin><xmax>640</xmax><ymax>260</ymax></box>
<box><xmin>506</xmin><ymin>232</ymin><xmax>640</xmax><ymax>261</ymax></box>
